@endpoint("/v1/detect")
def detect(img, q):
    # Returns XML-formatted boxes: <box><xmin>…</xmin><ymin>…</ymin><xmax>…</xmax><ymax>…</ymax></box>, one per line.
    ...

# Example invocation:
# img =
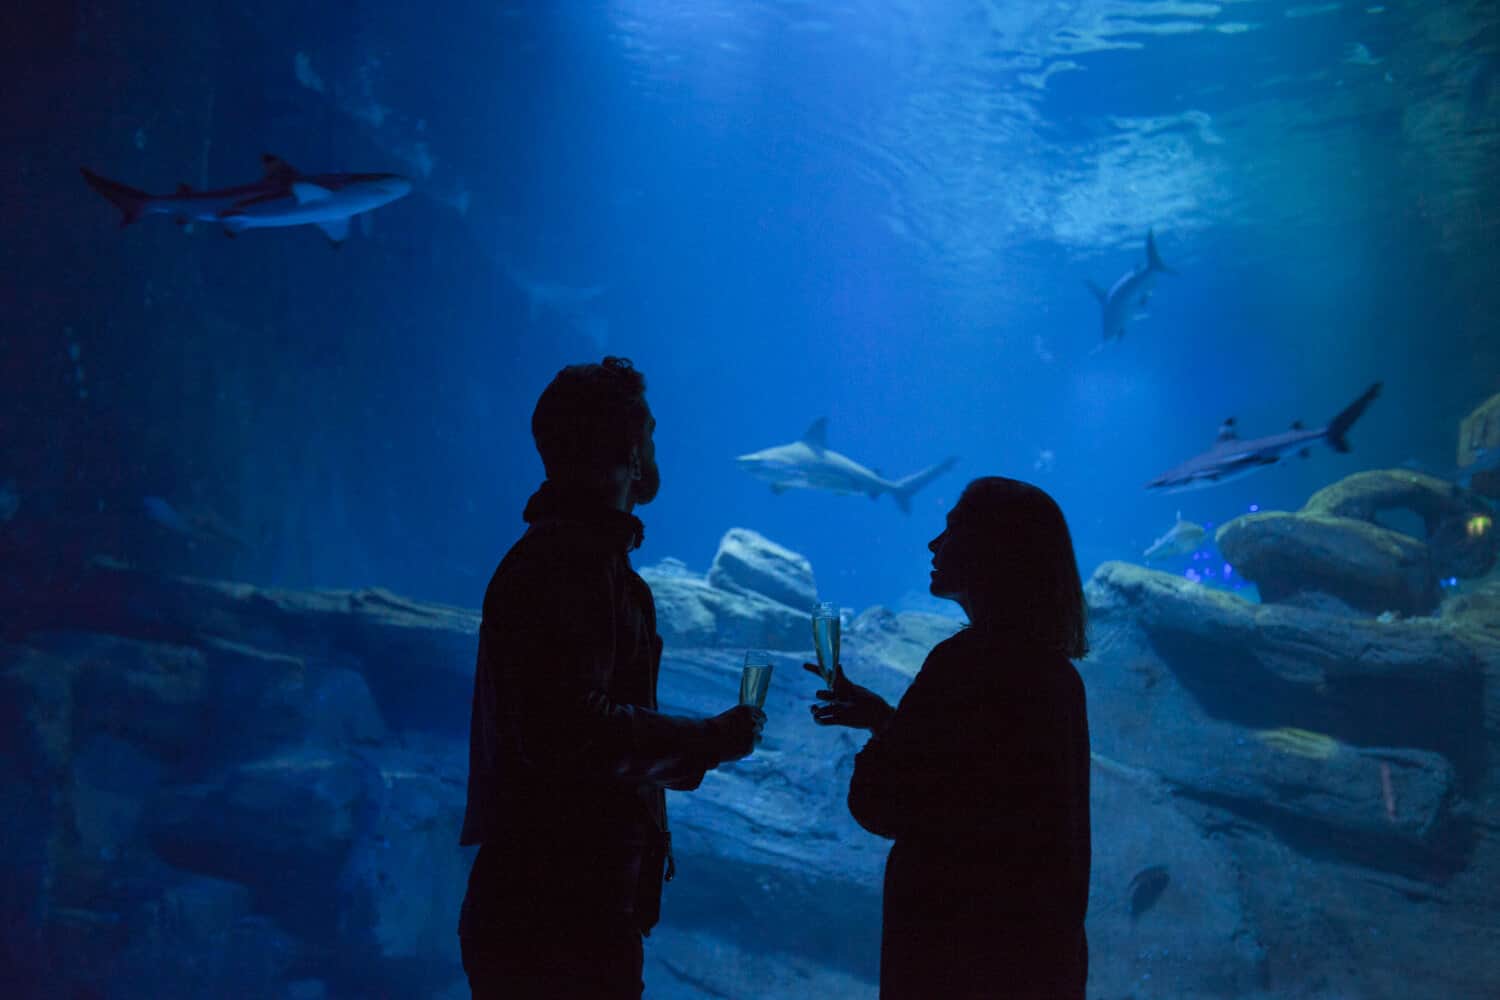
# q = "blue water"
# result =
<box><xmin>8</xmin><ymin>2</ymin><xmax>1500</xmax><ymax>997</ymax></box>
<box><xmin>12</xmin><ymin>1</ymin><xmax>1493</xmax><ymax>614</ymax></box>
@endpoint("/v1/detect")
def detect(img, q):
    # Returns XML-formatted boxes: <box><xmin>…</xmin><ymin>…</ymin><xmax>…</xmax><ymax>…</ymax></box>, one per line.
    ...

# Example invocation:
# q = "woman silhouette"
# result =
<box><xmin>809</xmin><ymin>477</ymin><xmax>1091</xmax><ymax>999</ymax></box>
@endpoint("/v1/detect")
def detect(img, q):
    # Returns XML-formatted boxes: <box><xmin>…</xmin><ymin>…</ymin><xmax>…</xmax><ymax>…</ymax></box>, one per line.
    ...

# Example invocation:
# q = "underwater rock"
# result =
<box><xmin>1303</xmin><ymin>468</ymin><xmax>1498</xmax><ymax>580</ymax></box>
<box><xmin>1172</xmin><ymin>734</ymin><xmax>1457</xmax><ymax>854</ymax></box>
<box><xmin>638</xmin><ymin>568</ymin><xmax>722</xmax><ymax>646</ymax></box>
<box><xmin>7</xmin><ymin>544</ymin><xmax>1499</xmax><ymax>998</ymax></box>
<box><xmin>707</xmin><ymin>527</ymin><xmax>818</xmax><ymax>612</ymax></box>
<box><xmin>641</xmin><ymin>561</ymin><xmax>809</xmax><ymax>651</ymax></box>
<box><xmin>1215</xmin><ymin>469</ymin><xmax>1498</xmax><ymax>614</ymax></box>
<box><xmin>146</xmin><ymin>749</ymin><xmax>372</xmax><ymax>882</ymax></box>
<box><xmin>1459</xmin><ymin>392</ymin><xmax>1500</xmax><ymax>499</ymax></box>
<box><xmin>1080</xmin><ymin>754</ymin><xmax>1267</xmax><ymax>997</ymax></box>
<box><xmin>847</xmin><ymin>605</ymin><xmax>962</xmax><ymax>677</ymax></box>
<box><xmin>1216</xmin><ymin>510</ymin><xmax>1439</xmax><ymax>615</ymax></box>
<box><xmin>1084</xmin><ymin>562</ymin><xmax>1484</xmax><ymax>760</ymax></box>
<box><xmin>104</xmin><ymin>876</ymin><xmax>302</xmax><ymax>999</ymax></box>
<box><xmin>1441</xmin><ymin>573</ymin><xmax>1500</xmax><ymax>646</ymax></box>
<box><xmin>1081</xmin><ymin>580</ymin><xmax>1475</xmax><ymax>873</ymax></box>
<box><xmin>0</xmin><ymin>558</ymin><xmax>479</xmax><ymax>735</ymax></box>
<box><xmin>330</xmin><ymin>747</ymin><xmax>472</xmax><ymax>968</ymax></box>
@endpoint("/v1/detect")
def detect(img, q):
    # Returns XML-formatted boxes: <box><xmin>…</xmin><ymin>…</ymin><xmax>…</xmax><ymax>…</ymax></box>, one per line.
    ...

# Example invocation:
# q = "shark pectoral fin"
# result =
<box><xmin>292</xmin><ymin>182</ymin><xmax>334</xmax><ymax>204</ymax></box>
<box><xmin>1299</xmin><ymin>448</ymin><xmax>1311</xmax><ymax>459</ymax></box>
<box><xmin>769</xmin><ymin>484</ymin><xmax>788</xmax><ymax>496</ymax></box>
<box><xmin>1084</xmin><ymin>279</ymin><xmax>1108</xmax><ymax>305</ymax></box>
<box><xmin>316</xmin><ymin>218</ymin><xmax>350</xmax><ymax>245</ymax></box>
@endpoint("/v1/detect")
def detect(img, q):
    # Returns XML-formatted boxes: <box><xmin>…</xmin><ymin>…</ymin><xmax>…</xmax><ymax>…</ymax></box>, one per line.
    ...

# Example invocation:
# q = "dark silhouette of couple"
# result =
<box><xmin>458</xmin><ymin>358</ymin><xmax>1091</xmax><ymax>999</ymax></box>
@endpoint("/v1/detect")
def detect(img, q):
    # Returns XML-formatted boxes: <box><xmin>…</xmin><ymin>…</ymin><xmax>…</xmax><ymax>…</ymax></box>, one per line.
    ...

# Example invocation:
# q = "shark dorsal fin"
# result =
<box><xmin>261</xmin><ymin>154</ymin><xmax>297</xmax><ymax>183</ymax></box>
<box><xmin>802</xmin><ymin>417</ymin><xmax>829</xmax><ymax>453</ymax></box>
<box><xmin>1216</xmin><ymin>418</ymin><xmax>1238</xmax><ymax>443</ymax></box>
<box><xmin>292</xmin><ymin>181</ymin><xmax>333</xmax><ymax>205</ymax></box>
<box><xmin>1290</xmin><ymin>419</ymin><xmax>1304</xmax><ymax>430</ymax></box>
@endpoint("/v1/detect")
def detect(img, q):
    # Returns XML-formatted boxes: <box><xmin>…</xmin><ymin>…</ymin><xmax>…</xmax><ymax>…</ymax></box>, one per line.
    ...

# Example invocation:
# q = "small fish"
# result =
<box><xmin>1129</xmin><ymin>865</ymin><xmax>1170</xmax><ymax>920</ymax></box>
<box><xmin>143</xmin><ymin>496</ymin><xmax>247</xmax><ymax>548</ymax></box>
<box><xmin>1033</xmin><ymin>449</ymin><xmax>1057</xmax><ymax>473</ymax></box>
<box><xmin>1143</xmin><ymin>510</ymin><xmax>1205</xmax><ymax>561</ymax></box>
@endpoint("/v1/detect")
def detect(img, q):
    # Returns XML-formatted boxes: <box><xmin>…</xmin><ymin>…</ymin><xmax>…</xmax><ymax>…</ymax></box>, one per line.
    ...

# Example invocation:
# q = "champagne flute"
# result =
<box><xmin>812</xmin><ymin>601</ymin><xmax>840</xmax><ymax>687</ymax></box>
<box><xmin>740</xmin><ymin>650</ymin><xmax>774</xmax><ymax>710</ymax></box>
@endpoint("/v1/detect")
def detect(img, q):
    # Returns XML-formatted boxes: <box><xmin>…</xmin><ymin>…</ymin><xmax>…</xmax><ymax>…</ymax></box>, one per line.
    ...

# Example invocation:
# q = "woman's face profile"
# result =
<box><xmin>927</xmin><ymin>503</ymin><xmax>976</xmax><ymax>601</ymax></box>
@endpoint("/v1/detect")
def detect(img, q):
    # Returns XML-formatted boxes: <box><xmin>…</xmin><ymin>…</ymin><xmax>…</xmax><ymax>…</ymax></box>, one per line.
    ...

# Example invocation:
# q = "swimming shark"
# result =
<box><xmin>504</xmin><ymin>265</ymin><xmax>609</xmax><ymax>350</ymax></box>
<box><xmin>1087</xmin><ymin>230</ymin><xmax>1175</xmax><ymax>345</ymax></box>
<box><xmin>1146</xmin><ymin>382</ymin><xmax>1383</xmax><ymax>493</ymax></box>
<box><xmin>1142</xmin><ymin>511</ymin><xmax>1206</xmax><ymax>560</ymax></box>
<box><xmin>736</xmin><ymin>418</ymin><xmax>957</xmax><ymax>513</ymax></box>
<box><xmin>81</xmin><ymin>154</ymin><xmax>411</xmax><ymax>244</ymax></box>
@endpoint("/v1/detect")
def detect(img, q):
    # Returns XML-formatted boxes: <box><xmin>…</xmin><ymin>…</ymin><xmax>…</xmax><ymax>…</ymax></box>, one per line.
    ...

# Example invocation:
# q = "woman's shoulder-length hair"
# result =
<box><xmin>957</xmin><ymin>476</ymin><xmax>1089</xmax><ymax>660</ymax></box>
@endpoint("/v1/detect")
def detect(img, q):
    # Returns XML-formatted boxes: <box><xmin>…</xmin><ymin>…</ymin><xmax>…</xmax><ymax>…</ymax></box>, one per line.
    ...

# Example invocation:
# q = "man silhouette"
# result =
<box><xmin>458</xmin><ymin>357</ymin><xmax>765</xmax><ymax>998</ymax></box>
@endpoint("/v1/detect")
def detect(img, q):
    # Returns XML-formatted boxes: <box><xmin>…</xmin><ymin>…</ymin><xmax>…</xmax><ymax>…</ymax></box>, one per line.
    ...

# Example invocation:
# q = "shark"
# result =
<box><xmin>505</xmin><ymin>265</ymin><xmax>609</xmax><ymax>350</ymax></box>
<box><xmin>1142</xmin><ymin>511</ymin><xmax>1206</xmax><ymax>561</ymax></box>
<box><xmin>81</xmin><ymin>153</ymin><xmax>411</xmax><ymax>244</ymax></box>
<box><xmin>736</xmin><ymin>418</ymin><xmax>957</xmax><ymax>513</ymax></box>
<box><xmin>1146</xmin><ymin>382</ymin><xmax>1383</xmax><ymax>493</ymax></box>
<box><xmin>1087</xmin><ymin>229</ymin><xmax>1175</xmax><ymax>345</ymax></box>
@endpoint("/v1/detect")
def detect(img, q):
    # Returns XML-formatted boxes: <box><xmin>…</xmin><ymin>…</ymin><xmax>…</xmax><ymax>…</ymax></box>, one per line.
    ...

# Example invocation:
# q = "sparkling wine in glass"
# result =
<box><xmin>812</xmin><ymin>601</ymin><xmax>841</xmax><ymax>687</ymax></box>
<box><xmin>740</xmin><ymin>651</ymin><xmax>774</xmax><ymax>709</ymax></box>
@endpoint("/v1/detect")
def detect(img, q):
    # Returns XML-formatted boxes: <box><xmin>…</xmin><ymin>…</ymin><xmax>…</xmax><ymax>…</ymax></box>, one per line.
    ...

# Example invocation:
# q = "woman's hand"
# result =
<box><xmin>805</xmin><ymin>662</ymin><xmax>895</xmax><ymax>732</ymax></box>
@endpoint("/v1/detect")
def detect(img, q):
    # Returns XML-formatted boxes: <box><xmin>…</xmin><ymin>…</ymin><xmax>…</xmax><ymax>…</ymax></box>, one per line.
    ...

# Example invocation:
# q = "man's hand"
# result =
<box><xmin>805</xmin><ymin>662</ymin><xmax>895</xmax><ymax>732</ymax></box>
<box><xmin>706</xmin><ymin>704</ymin><xmax>767</xmax><ymax>763</ymax></box>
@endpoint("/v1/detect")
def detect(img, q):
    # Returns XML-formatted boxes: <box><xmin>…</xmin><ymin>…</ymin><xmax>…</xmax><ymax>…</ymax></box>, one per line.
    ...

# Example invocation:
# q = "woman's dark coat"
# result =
<box><xmin>849</xmin><ymin>628</ymin><xmax>1091</xmax><ymax>999</ymax></box>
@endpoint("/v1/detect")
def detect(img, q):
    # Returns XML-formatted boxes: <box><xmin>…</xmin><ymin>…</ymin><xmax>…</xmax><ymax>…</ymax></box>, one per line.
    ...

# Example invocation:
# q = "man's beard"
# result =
<box><xmin>632</xmin><ymin>459</ymin><xmax>661</xmax><ymax>506</ymax></box>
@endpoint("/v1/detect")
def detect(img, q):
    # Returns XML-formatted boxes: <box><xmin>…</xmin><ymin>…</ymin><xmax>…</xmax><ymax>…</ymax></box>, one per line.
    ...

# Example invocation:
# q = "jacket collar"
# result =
<box><xmin>522</xmin><ymin>479</ymin><xmax>645</xmax><ymax>552</ymax></box>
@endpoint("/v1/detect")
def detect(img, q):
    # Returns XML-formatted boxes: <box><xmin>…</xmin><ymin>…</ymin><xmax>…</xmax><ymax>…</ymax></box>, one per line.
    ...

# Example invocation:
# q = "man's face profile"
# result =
<box><xmin>631</xmin><ymin>410</ymin><xmax>661</xmax><ymax>506</ymax></box>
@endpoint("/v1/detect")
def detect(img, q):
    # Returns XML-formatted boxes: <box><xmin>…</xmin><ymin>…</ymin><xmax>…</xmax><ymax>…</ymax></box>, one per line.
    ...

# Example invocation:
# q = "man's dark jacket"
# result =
<box><xmin>459</xmin><ymin>482</ymin><xmax>720</xmax><ymax>936</ymax></box>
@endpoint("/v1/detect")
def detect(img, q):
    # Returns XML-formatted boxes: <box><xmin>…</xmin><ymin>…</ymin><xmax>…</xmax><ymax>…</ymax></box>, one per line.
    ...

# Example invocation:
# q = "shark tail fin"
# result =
<box><xmin>1325</xmin><ymin>382</ymin><xmax>1383</xmax><ymax>453</ymax></box>
<box><xmin>890</xmin><ymin>457</ymin><xmax>958</xmax><ymax>514</ymax></box>
<box><xmin>81</xmin><ymin>168</ymin><xmax>150</xmax><ymax>226</ymax></box>
<box><xmin>1146</xmin><ymin>229</ymin><xmax>1176</xmax><ymax>275</ymax></box>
